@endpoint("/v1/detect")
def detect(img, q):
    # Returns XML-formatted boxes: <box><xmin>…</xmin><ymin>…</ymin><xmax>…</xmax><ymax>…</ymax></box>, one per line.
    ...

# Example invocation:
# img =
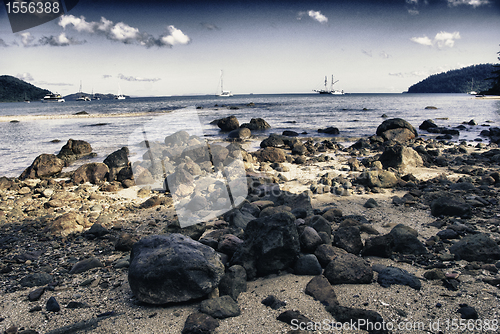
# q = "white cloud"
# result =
<box><xmin>308</xmin><ymin>10</ymin><xmax>328</xmax><ymax>24</ymax></box>
<box><xmin>58</xmin><ymin>15</ymin><xmax>190</xmax><ymax>48</ymax></box>
<box><xmin>410</xmin><ymin>31</ymin><xmax>460</xmax><ymax>48</ymax></box>
<box><xmin>379</xmin><ymin>51</ymin><xmax>391</xmax><ymax>59</ymax></box>
<box><xmin>19</xmin><ymin>32</ymin><xmax>34</xmax><ymax>46</ymax></box>
<box><xmin>16</xmin><ymin>73</ymin><xmax>34</xmax><ymax>81</ymax></box>
<box><xmin>447</xmin><ymin>0</ymin><xmax>490</xmax><ymax>7</ymax></box>
<box><xmin>361</xmin><ymin>49</ymin><xmax>373</xmax><ymax>57</ymax></box>
<box><xmin>118</xmin><ymin>73</ymin><xmax>161</xmax><ymax>82</ymax></box>
<box><xmin>38</xmin><ymin>33</ymin><xmax>85</xmax><ymax>46</ymax></box>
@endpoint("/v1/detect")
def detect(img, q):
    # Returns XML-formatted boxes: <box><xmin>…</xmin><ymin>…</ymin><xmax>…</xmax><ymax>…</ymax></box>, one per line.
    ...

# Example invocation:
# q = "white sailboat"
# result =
<box><xmin>76</xmin><ymin>81</ymin><xmax>91</xmax><ymax>101</ymax></box>
<box><xmin>115</xmin><ymin>85</ymin><xmax>126</xmax><ymax>100</ymax></box>
<box><xmin>468</xmin><ymin>78</ymin><xmax>478</xmax><ymax>95</ymax></box>
<box><xmin>217</xmin><ymin>70</ymin><xmax>233</xmax><ymax>97</ymax></box>
<box><xmin>314</xmin><ymin>75</ymin><xmax>344</xmax><ymax>95</ymax></box>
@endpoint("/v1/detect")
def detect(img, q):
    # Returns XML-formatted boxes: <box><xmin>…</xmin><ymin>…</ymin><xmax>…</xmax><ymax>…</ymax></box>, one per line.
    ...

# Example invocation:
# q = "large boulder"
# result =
<box><xmin>20</xmin><ymin>154</ymin><xmax>64</xmax><ymax>180</ymax></box>
<box><xmin>228</xmin><ymin>128</ymin><xmax>251</xmax><ymax>140</ymax></box>
<box><xmin>430</xmin><ymin>196</ymin><xmax>472</xmax><ymax>217</ymax></box>
<box><xmin>324</xmin><ymin>253</ymin><xmax>373</xmax><ymax>285</ymax></box>
<box><xmin>57</xmin><ymin>139</ymin><xmax>93</xmax><ymax>162</ymax></box>
<box><xmin>333</xmin><ymin>226</ymin><xmax>363</xmax><ymax>255</ymax></box>
<box><xmin>357</xmin><ymin>170</ymin><xmax>398</xmax><ymax>188</ymax></box>
<box><xmin>389</xmin><ymin>224</ymin><xmax>428</xmax><ymax>255</ymax></box>
<box><xmin>252</xmin><ymin>147</ymin><xmax>286</xmax><ymax>163</ymax></box>
<box><xmin>376</xmin><ymin>118</ymin><xmax>417</xmax><ymax>143</ymax></box>
<box><xmin>72</xmin><ymin>163</ymin><xmax>109</xmax><ymax>184</ymax></box>
<box><xmin>231</xmin><ymin>212</ymin><xmax>300</xmax><ymax>280</ymax></box>
<box><xmin>379</xmin><ymin>145</ymin><xmax>423</xmax><ymax>170</ymax></box>
<box><xmin>449</xmin><ymin>234</ymin><xmax>500</xmax><ymax>262</ymax></box>
<box><xmin>240</xmin><ymin>118</ymin><xmax>271</xmax><ymax>131</ymax></box>
<box><xmin>48</xmin><ymin>212</ymin><xmax>92</xmax><ymax>237</ymax></box>
<box><xmin>104</xmin><ymin>147</ymin><xmax>129</xmax><ymax>169</ymax></box>
<box><xmin>128</xmin><ymin>234</ymin><xmax>225</xmax><ymax>304</ymax></box>
<box><xmin>164</xmin><ymin>130</ymin><xmax>190</xmax><ymax>146</ymax></box>
<box><xmin>217</xmin><ymin>116</ymin><xmax>239</xmax><ymax>132</ymax></box>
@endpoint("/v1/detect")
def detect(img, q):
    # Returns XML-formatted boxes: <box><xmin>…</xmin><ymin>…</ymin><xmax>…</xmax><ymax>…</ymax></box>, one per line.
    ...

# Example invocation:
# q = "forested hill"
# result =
<box><xmin>0</xmin><ymin>75</ymin><xmax>50</xmax><ymax>102</ymax></box>
<box><xmin>407</xmin><ymin>64</ymin><xmax>494</xmax><ymax>93</ymax></box>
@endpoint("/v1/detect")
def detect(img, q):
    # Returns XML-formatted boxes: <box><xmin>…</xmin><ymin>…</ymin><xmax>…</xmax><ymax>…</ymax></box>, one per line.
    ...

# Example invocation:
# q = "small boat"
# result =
<box><xmin>217</xmin><ymin>70</ymin><xmax>233</xmax><ymax>97</ymax></box>
<box><xmin>76</xmin><ymin>81</ymin><xmax>91</xmax><ymax>101</ymax></box>
<box><xmin>42</xmin><ymin>92</ymin><xmax>65</xmax><ymax>103</ymax></box>
<box><xmin>24</xmin><ymin>93</ymin><xmax>30</xmax><ymax>103</ymax></box>
<box><xmin>314</xmin><ymin>75</ymin><xmax>344</xmax><ymax>95</ymax></box>
<box><xmin>115</xmin><ymin>85</ymin><xmax>126</xmax><ymax>100</ymax></box>
<box><xmin>91</xmin><ymin>89</ymin><xmax>100</xmax><ymax>100</ymax></box>
<box><xmin>468</xmin><ymin>78</ymin><xmax>478</xmax><ymax>95</ymax></box>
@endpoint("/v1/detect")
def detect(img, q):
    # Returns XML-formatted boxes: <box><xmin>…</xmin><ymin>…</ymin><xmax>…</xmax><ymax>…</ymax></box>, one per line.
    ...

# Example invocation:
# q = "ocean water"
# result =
<box><xmin>0</xmin><ymin>93</ymin><xmax>499</xmax><ymax>178</ymax></box>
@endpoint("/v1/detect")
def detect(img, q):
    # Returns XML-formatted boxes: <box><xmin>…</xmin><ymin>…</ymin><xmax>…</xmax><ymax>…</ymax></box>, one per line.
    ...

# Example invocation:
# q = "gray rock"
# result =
<box><xmin>376</xmin><ymin>266</ymin><xmax>421</xmax><ymax>290</ymax></box>
<box><xmin>240</xmin><ymin>118</ymin><xmax>271</xmax><ymax>131</ymax></box>
<box><xmin>300</xmin><ymin>226</ymin><xmax>323</xmax><ymax>253</ymax></box>
<box><xmin>217</xmin><ymin>116</ymin><xmax>239</xmax><ymax>132</ymax></box>
<box><xmin>364</xmin><ymin>198</ymin><xmax>379</xmax><ymax>208</ymax></box>
<box><xmin>431</xmin><ymin>197</ymin><xmax>472</xmax><ymax>217</ymax></box>
<box><xmin>305</xmin><ymin>275</ymin><xmax>338</xmax><ymax>307</ymax></box>
<box><xmin>182</xmin><ymin>312</ymin><xmax>219</xmax><ymax>334</ymax></box>
<box><xmin>358</xmin><ymin>170</ymin><xmax>398</xmax><ymax>188</ymax></box>
<box><xmin>333</xmin><ymin>226</ymin><xmax>363</xmax><ymax>255</ymax></box>
<box><xmin>450</xmin><ymin>233</ymin><xmax>500</xmax><ymax>262</ymax></box>
<box><xmin>361</xmin><ymin>234</ymin><xmax>394</xmax><ymax>258</ymax></box>
<box><xmin>228</xmin><ymin>128</ymin><xmax>251</xmax><ymax>139</ymax></box>
<box><xmin>389</xmin><ymin>224</ymin><xmax>428</xmax><ymax>255</ymax></box>
<box><xmin>164</xmin><ymin>130</ymin><xmax>190</xmax><ymax>146</ymax></box>
<box><xmin>20</xmin><ymin>273</ymin><xmax>53</xmax><ymax>287</ymax></box>
<box><xmin>376</xmin><ymin>118</ymin><xmax>417</xmax><ymax>142</ymax></box>
<box><xmin>314</xmin><ymin>244</ymin><xmax>347</xmax><ymax>267</ymax></box>
<box><xmin>69</xmin><ymin>257</ymin><xmax>104</xmax><ymax>274</ymax></box>
<box><xmin>379</xmin><ymin>145</ymin><xmax>423</xmax><ymax>170</ymax></box>
<box><xmin>46</xmin><ymin>296</ymin><xmax>60</xmax><ymax>312</ymax></box>
<box><xmin>128</xmin><ymin>234</ymin><xmax>225</xmax><ymax>304</ymax></box>
<box><xmin>20</xmin><ymin>154</ymin><xmax>64</xmax><ymax>180</ymax></box>
<box><xmin>218</xmin><ymin>265</ymin><xmax>247</xmax><ymax>301</ymax></box>
<box><xmin>324</xmin><ymin>253</ymin><xmax>373</xmax><ymax>284</ymax></box>
<box><xmin>294</xmin><ymin>254</ymin><xmax>322</xmax><ymax>275</ymax></box>
<box><xmin>199</xmin><ymin>295</ymin><xmax>241</xmax><ymax>319</ymax></box>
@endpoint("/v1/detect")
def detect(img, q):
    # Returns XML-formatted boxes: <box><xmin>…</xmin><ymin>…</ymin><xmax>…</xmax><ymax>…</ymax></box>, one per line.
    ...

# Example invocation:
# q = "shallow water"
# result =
<box><xmin>0</xmin><ymin>93</ymin><xmax>499</xmax><ymax>177</ymax></box>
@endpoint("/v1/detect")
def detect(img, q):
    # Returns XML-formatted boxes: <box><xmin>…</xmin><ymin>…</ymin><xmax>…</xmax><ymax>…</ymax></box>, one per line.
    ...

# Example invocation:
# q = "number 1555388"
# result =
<box><xmin>5</xmin><ymin>1</ymin><xmax>60</xmax><ymax>14</ymax></box>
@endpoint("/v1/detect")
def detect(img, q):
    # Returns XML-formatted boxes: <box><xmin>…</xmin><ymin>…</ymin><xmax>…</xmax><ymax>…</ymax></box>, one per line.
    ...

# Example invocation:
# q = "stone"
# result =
<box><xmin>324</xmin><ymin>253</ymin><xmax>373</xmax><ymax>285</ymax></box>
<box><xmin>457</xmin><ymin>304</ymin><xmax>478</xmax><ymax>319</ymax></box>
<box><xmin>20</xmin><ymin>154</ymin><xmax>64</xmax><ymax>180</ymax></box>
<box><xmin>20</xmin><ymin>272</ymin><xmax>53</xmax><ymax>287</ymax></box>
<box><xmin>218</xmin><ymin>265</ymin><xmax>247</xmax><ymax>301</ymax></box>
<box><xmin>128</xmin><ymin>234</ymin><xmax>224</xmax><ymax>304</ymax></box>
<box><xmin>361</xmin><ymin>234</ymin><xmax>394</xmax><ymax>258</ymax></box>
<box><xmin>260</xmin><ymin>134</ymin><xmax>285</xmax><ymax>148</ymax></box>
<box><xmin>72</xmin><ymin>163</ymin><xmax>109</xmax><ymax>184</ymax></box>
<box><xmin>217</xmin><ymin>116</ymin><xmax>239</xmax><ymax>132</ymax></box>
<box><xmin>231</xmin><ymin>212</ymin><xmax>300</xmax><ymax>280</ymax></box>
<box><xmin>228</xmin><ymin>128</ymin><xmax>251</xmax><ymax>139</ymax></box>
<box><xmin>115</xmin><ymin>233</ymin><xmax>139</xmax><ymax>251</ymax></box>
<box><xmin>253</xmin><ymin>147</ymin><xmax>286</xmax><ymax>163</ymax></box>
<box><xmin>199</xmin><ymin>295</ymin><xmax>240</xmax><ymax>319</ymax></box>
<box><xmin>449</xmin><ymin>233</ymin><xmax>500</xmax><ymax>262</ymax></box>
<box><xmin>209</xmin><ymin>145</ymin><xmax>229</xmax><ymax>165</ymax></box>
<box><xmin>376</xmin><ymin>118</ymin><xmax>417</xmax><ymax>142</ymax></box>
<box><xmin>305</xmin><ymin>275</ymin><xmax>338</xmax><ymax>307</ymax></box>
<box><xmin>282</xmin><ymin>130</ymin><xmax>299</xmax><ymax>137</ymax></box>
<box><xmin>28</xmin><ymin>287</ymin><xmax>45</xmax><ymax>301</ymax></box>
<box><xmin>358</xmin><ymin>170</ymin><xmax>398</xmax><ymax>188</ymax></box>
<box><xmin>48</xmin><ymin>212</ymin><xmax>91</xmax><ymax>237</ymax></box>
<box><xmin>419</xmin><ymin>119</ymin><xmax>438</xmax><ymax>130</ymax></box>
<box><xmin>182</xmin><ymin>312</ymin><xmax>219</xmax><ymax>334</ymax></box>
<box><xmin>364</xmin><ymin>198</ymin><xmax>379</xmax><ymax>208</ymax></box>
<box><xmin>389</xmin><ymin>224</ymin><xmax>428</xmax><ymax>255</ymax></box>
<box><xmin>46</xmin><ymin>296</ymin><xmax>60</xmax><ymax>312</ymax></box>
<box><xmin>375</xmin><ymin>266</ymin><xmax>421</xmax><ymax>290</ymax></box>
<box><xmin>261</xmin><ymin>295</ymin><xmax>286</xmax><ymax>310</ymax></box>
<box><xmin>322</xmin><ymin>208</ymin><xmax>343</xmax><ymax>221</ymax></box>
<box><xmin>57</xmin><ymin>139</ymin><xmax>92</xmax><ymax>162</ymax></box>
<box><xmin>314</xmin><ymin>244</ymin><xmax>347</xmax><ymax>267</ymax></box>
<box><xmin>217</xmin><ymin>234</ymin><xmax>243</xmax><ymax>257</ymax></box>
<box><xmin>318</xmin><ymin>127</ymin><xmax>340</xmax><ymax>135</ymax></box>
<box><xmin>69</xmin><ymin>257</ymin><xmax>104</xmax><ymax>274</ymax></box>
<box><xmin>333</xmin><ymin>226</ymin><xmax>363</xmax><ymax>255</ymax></box>
<box><xmin>423</xmin><ymin>269</ymin><xmax>445</xmax><ymax>280</ymax></box>
<box><xmin>293</xmin><ymin>254</ymin><xmax>322</xmax><ymax>275</ymax></box>
<box><xmin>379</xmin><ymin>145</ymin><xmax>423</xmax><ymax>170</ymax></box>
<box><xmin>165</xmin><ymin>130</ymin><xmax>190</xmax><ymax>146</ymax></box>
<box><xmin>240</xmin><ymin>118</ymin><xmax>271</xmax><ymax>131</ymax></box>
<box><xmin>276</xmin><ymin>310</ymin><xmax>312</xmax><ymax>326</ymax></box>
<box><xmin>430</xmin><ymin>197</ymin><xmax>472</xmax><ymax>217</ymax></box>
<box><xmin>299</xmin><ymin>226</ymin><xmax>323</xmax><ymax>253</ymax></box>
<box><xmin>103</xmin><ymin>147</ymin><xmax>129</xmax><ymax>169</ymax></box>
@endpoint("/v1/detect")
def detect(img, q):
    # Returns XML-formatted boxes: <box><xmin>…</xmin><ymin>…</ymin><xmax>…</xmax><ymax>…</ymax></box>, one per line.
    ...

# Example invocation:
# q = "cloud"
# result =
<box><xmin>388</xmin><ymin>70</ymin><xmax>429</xmax><ymax>78</ymax></box>
<box><xmin>361</xmin><ymin>49</ymin><xmax>372</xmax><ymax>57</ymax></box>
<box><xmin>410</xmin><ymin>31</ymin><xmax>460</xmax><ymax>48</ymax></box>
<box><xmin>36</xmin><ymin>81</ymin><xmax>73</xmax><ymax>86</ymax></box>
<box><xmin>16</xmin><ymin>73</ymin><xmax>34</xmax><ymax>81</ymax></box>
<box><xmin>0</xmin><ymin>39</ymin><xmax>8</xmax><ymax>47</ymax></box>
<box><xmin>38</xmin><ymin>33</ymin><xmax>85</xmax><ymax>46</ymax></box>
<box><xmin>118</xmin><ymin>73</ymin><xmax>161</xmax><ymax>82</ymax></box>
<box><xmin>103</xmin><ymin>74</ymin><xmax>112</xmax><ymax>79</ymax></box>
<box><xmin>447</xmin><ymin>0</ymin><xmax>490</xmax><ymax>7</ymax></box>
<box><xmin>379</xmin><ymin>51</ymin><xmax>391</xmax><ymax>59</ymax></box>
<box><xmin>297</xmin><ymin>10</ymin><xmax>328</xmax><ymax>24</ymax></box>
<box><xmin>19</xmin><ymin>32</ymin><xmax>35</xmax><ymax>46</ymax></box>
<box><xmin>200</xmin><ymin>23</ymin><xmax>220</xmax><ymax>31</ymax></box>
<box><xmin>59</xmin><ymin>15</ymin><xmax>190</xmax><ymax>48</ymax></box>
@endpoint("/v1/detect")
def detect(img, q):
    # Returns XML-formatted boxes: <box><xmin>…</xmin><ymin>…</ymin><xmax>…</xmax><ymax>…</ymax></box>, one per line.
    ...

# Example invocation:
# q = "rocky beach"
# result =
<box><xmin>1</xmin><ymin>111</ymin><xmax>500</xmax><ymax>334</ymax></box>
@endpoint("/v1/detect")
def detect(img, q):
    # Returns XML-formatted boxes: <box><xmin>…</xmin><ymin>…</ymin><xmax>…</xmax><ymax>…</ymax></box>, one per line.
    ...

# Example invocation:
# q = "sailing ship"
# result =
<box><xmin>42</xmin><ymin>92</ymin><xmax>65</xmax><ymax>103</ymax></box>
<box><xmin>314</xmin><ymin>75</ymin><xmax>344</xmax><ymax>95</ymax></box>
<box><xmin>217</xmin><ymin>70</ymin><xmax>233</xmax><ymax>97</ymax></box>
<box><xmin>91</xmin><ymin>88</ymin><xmax>100</xmax><ymax>100</ymax></box>
<box><xmin>24</xmin><ymin>93</ymin><xmax>30</xmax><ymax>103</ymax></box>
<box><xmin>468</xmin><ymin>78</ymin><xmax>478</xmax><ymax>95</ymax></box>
<box><xmin>115</xmin><ymin>85</ymin><xmax>126</xmax><ymax>100</ymax></box>
<box><xmin>76</xmin><ymin>81</ymin><xmax>91</xmax><ymax>101</ymax></box>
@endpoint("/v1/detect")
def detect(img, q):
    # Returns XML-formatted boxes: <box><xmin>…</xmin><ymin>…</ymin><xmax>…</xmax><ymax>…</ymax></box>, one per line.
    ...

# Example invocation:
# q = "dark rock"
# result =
<box><xmin>209</xmin><ymin>145</ymin><xmax>229</xmax><ymax>165</ymax></box>
<box><xmin>333</xmin><ymin>226</ymin><xmax>363</xmax><ymax>255</ymax></box>
<box><xmin>182</xmin><ymin>312</ymin><xmax>219</xmax><ymax>334</ymax></box>
<box><xmin>376</xmin><ymin>266</ymin><xmax>421</xmax><ymax>290</ymax></box>
<box><xmin>322</xmin><ymin>208</ymin><xmax>343</xmax><ymax>221</ymax></box>
<box><xmin>57</xmin><ymin>139</ymin><xmax>92</xmax><ymax>162</ymax></box>
<box><xmin>443</xmin><ymin>278</ymin><xmax>460</xmax><ymax>291</ymax></box>
<box><xmin>361</xmin><ymin>234</ymin><xmax>394</xmax><ymax>258</ymax></box>
<box><xmin>260</xmin><ymin>134</ymin><xmax>285</xmax><ymax>148</ymax></box>
<box><xmin>308</xmin><ymin>215</ymin><xmax>332</xmax><ymax>236</ymax></box>
<box><xmin>358</xmin><ymin>170</ymin><xmax>398</xmax><ymax>188</ymax></box>
<box><xmin>293</xmin><ymin>254</ymin><xmax>322</xmax><ymax>275</ymax></box>
<box><xmin>84</xmin><ymin>223</ymin><xmax>109</xmax><ymax>238</ymax></box>
<box><xmin>46</xmin><ymin>296</ymin><xmax>60</xmax><ymax>312</ymax></box>
<box><xmin>326</xmin><ymin>305</ymin><xmax>388</xmax><ymax>334</ymax></box>
<box><xmin>389</xmin><ymin>224</ymin><xmax>428</xmax><ymax>255</ymax></box>
<box><xmin>253</xmin><ymin>147</ymin><xmax>286</xmax><ymax>163</ymax></box>
<box><xmin>419</xmin><ymin>119</ymin><xmax>438</xmax><ymax>130</ymax></box>
<box><xmin>379</xmin><ymin>145</ymin><xmax>423</xmax><ymax>170</ymax></box>
<box><xmin>217</xmin><ymin>234</ymin><xmax>243</xmax><ymax>256</ymax></box>
<box><xmin>28</xmin><ymin>287</ymin><xmax>45</xmax><ymax>302</ymax></box>
<box><xmin>314</xmin><ymin>244</ymin><xmax>347</xmax><ymax>267</ymax></box>
<box><xmin>457</xmin><ymin>304</ymin><xmax>478</xmax><ymax>319</ymax></box>
<box><xmin>364</xmin><ymin>198</ymin><xmax>379</xmax><ymax>208</ymax></box>
<box><xmin>292</xmin><ymin>144</ymin><xmax>308</xmax><ymax>156</ymax></box>
<box><xmin>115</xmin><ymin>233</ymin><xmax>139</xmax><ymax>251</ymax></box>
<box><xmin>324</xmin><ymin>253</ymin><xmax>373</xmax><ymax>284</ymax></box>
<box><xmin>282</xmin><ymin>130</ymin><xmax>299</xmax><ymax>137</ymax></box>
<box><xmin>431</xmin><ymin>197</ymin><xmax>472</xmax><ymax>217</ymax></box>
<box><xmin>231</xmin><ymin>212</ymin><xmax>300</xmax><ymax>280</ymax></box>
<box><xmin>199</xmin><ymin>295</ymin><xmax>240</xmax><ymax>319</ymax></box>
<box><xmin>436</xmin><ymin>229</ymin><xmax>459</xmax><ymax>240</ymax></box>
<box><xmin>20</xmin><ymin>154</ymin><xmax>64</xmax><ymax>180</ymax></box>
<box><xmin>276</xmin><ymin>310</ymin><xmax>312</xmax><ymax>326</ymax></box>
<box><xmin>449</xmin><ymin>234</ymin><xmax>500</xmax><ymax>262</ymax></box>
<box><xmin>69</xmin><ymin>257</ymin><xmax>104</xmax><ymax>274</ymax></box>
<box><xmin>66</xmin><ymin>301</ymin><xmax>90</xmax><ymax>309</ymax></box>
<box><xmin>218</xmin><ymin>265</ymin><xmax>247</xmax><ymax>301</ymax></box>
<box><xmin>305</xmin><ymin>275</ymin><xmax>338</xmax><ymax>307</ymax></box>
<box><xmin>318</xmin><ymin>127</ymin><xmax>340</xmax><ymax>135</ymax></box>
<box><xmin>228</xmin><ymin>128</ymin><xmax>251</xmax><ymax>139</ymax></box>
<box><xmin>299</xmin><ymin>226</ymin><xmax>323</xmax><ymax>253</ymax></box>
<box><xmin>262</xmin><ymin>295</ymin><xmax>287</xmax><ymax>310</ymax></box>
<box><xmin>240</xmin><ymin>118</ymin><xmax>271</xmax><ymax>131</ymax></box>
<box><xmin>376</xmin><ymin>118</ymin><xmax>418</xmax><ymax>142</ymax></box>
<box><xmin>424</xmin><ymin>269</ymin><xmax>445</xmax><ymax>280</ymax></box>
<box><xmin>20</xmin><ymin>273</ymin><xmax>53</xmax><ymax>287</ymax></box>
<box><xmin>128</xmin><ymin>234</ymin><xmax>225</xmax><ymax>304</ymax></box>
<box><xmin>218</xmin><ymin>116</ymin><xmax>239</xmax><ymax>132</ymax></box>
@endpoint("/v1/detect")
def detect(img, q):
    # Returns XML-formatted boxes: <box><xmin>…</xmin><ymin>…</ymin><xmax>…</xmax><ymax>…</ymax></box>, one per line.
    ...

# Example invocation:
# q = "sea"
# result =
<box><xmin>0</xmin><ymin>93</ymin><xmax>499</xmax><ymax>178</ymax></box>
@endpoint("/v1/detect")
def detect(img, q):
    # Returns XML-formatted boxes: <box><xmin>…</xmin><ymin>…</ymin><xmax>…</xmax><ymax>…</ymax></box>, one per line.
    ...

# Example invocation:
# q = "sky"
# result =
<box><xmin>0</xmin><ymin>0</ymin><xmax>499</xmax><ymax>96</ymax></box>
